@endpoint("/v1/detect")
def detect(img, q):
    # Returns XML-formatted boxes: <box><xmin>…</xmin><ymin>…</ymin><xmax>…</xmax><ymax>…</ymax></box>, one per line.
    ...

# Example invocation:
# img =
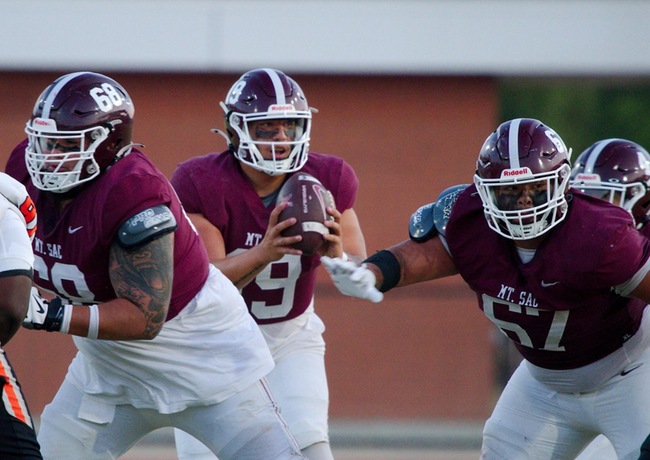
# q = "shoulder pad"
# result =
<box><xmin>409</xmin><ymin>184</ymin><xmax>469</xmax><ymax>242</ymax></box>
<box><xmin>409</xmin><ymin>201</ymin><xmax>437</xmax><ymax>242</ymax></box>
<box><xmin>432</xmin><ymin>184</ymin><xmax>469</xmax><ymax>237</ymax></box>
<box><xmin>117</xmin><ymin>205</ymin><xmax>177</xmax><ymax>249</ymax></box>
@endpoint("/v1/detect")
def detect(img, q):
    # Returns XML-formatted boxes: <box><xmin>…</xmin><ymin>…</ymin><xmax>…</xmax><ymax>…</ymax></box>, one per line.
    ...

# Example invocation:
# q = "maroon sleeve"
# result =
<box><xmin>170</xmin><ymin>163</ymin><xmax>203</xmax><ymax>214</ymax></box>
<box><xmin>335</xmin><ymin>160</ymin><xmax>359</xmax><ymax>212</ymax></box>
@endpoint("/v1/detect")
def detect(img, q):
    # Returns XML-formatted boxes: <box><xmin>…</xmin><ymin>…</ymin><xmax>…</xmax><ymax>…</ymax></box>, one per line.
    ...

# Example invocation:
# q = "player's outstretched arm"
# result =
<box><xmin>385</xmin><ymin>237</ymin><xmax>458</xmax><ymax>286</ymax></box>
<box><xmin>323</xmin><ymin>236</ymin><xmax>457</xmax><ymax>302</ymax></box>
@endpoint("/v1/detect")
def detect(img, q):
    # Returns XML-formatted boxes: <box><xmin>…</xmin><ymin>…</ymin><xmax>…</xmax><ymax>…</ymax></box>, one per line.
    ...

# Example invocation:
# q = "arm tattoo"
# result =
<box><xmin>109</xmin><ymin>233</ymin><xmax>174</xmax><ymax>337</ymax></box>
<box><xmin>232</xmin><ymin>262</ymin><xmax>266</xmax><ymax>287</ymax></box>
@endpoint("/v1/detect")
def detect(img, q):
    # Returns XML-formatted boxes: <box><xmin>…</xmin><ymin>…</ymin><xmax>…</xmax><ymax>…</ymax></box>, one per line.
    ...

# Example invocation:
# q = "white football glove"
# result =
<box><xmin>321</xmin><ymin>256</ymin><xmax>384</xmax><ymax>303</ymax></box>
<box><xmin>24</xmin><ymin>287</ymin><xmax>72</xmax><ymax>333</ymax></box>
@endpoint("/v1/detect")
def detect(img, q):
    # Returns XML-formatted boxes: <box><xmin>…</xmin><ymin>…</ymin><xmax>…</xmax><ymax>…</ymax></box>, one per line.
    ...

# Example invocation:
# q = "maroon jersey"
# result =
<box><xmin>446</xmin><ymin>185</ymin><xmax>650</xmax><ymax>370</ymax></box>
<box><xmin>6</xmin><ymin>140</ymin><xmax>209</xmax><ymax>320</ymax></box>
<box><xmin>171</xmin><ymin>150</ymin><xmax>358</xmax><ymax>324</ymax></box>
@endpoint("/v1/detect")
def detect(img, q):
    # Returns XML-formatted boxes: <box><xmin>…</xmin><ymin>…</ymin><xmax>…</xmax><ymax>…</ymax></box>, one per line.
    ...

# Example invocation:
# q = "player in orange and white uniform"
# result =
<box><xmin>0</xmin><ymin>172</ymin><xmax>41</xmax><ymax>458</ymax></box>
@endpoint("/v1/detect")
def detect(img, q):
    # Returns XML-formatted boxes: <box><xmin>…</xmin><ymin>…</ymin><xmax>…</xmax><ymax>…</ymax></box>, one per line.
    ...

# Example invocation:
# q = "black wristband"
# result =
<box><xmin>363</xmin><ymin>250</ymin><xmax>401</xmax><ymax>293</ymax></box>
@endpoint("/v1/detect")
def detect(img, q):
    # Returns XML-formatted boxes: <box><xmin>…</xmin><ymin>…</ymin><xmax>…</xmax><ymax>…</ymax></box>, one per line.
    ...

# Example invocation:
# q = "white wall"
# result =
<box><xmin>1</xmin><ymin>0</ymin><xmax>649</xmax><ymax>76</ymax></box>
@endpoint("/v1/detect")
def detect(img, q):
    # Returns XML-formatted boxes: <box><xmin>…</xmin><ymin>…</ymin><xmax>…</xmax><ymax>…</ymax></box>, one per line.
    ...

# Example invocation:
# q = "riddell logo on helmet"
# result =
<box><xmin>501</xmin><ymin>167</ymin><xmax>532</xmax><ymax>178</ymax></box>
<box><xmin>32</xmin><ymin>118</ymin><xmax>57</xmax><ymax>130</ymax></box>
<box><xmin>574</xmin><ymin>173</ymin><xmax>600</xmax><ymax>182</ymax></box>
<box><xmin>269</xmin><ymin>104</ymin><xmax>296</xmax><ymax>112</ymax></box>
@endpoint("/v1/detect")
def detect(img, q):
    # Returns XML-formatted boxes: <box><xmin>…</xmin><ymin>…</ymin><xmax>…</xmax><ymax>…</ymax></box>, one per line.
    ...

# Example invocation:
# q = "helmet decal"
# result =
<box><xmin>38</xmin><ymin>72</ymin><xmax>86</xmax><ymax>118</ymax></box>
<box><xmin>507</xmin><ymin>118</ymin><xmax>522</xmax><ymax>168</ymax></box>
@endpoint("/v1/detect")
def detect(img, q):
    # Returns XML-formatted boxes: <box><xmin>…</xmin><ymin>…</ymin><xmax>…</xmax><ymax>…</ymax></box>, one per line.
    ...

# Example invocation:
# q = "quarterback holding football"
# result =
<box><xmin>170</xmin><ymin>68</ymin><xmax>368</xmax><ymax>460</ymax></box>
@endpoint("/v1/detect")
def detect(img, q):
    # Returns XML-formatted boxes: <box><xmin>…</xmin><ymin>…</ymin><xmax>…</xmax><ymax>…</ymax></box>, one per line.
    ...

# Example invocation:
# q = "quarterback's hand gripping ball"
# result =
<box><xmin>276</xmin><ymin>173</ymin><xmax>335</xmax><ymax>255</ymax></box>
<box><xmin>321</xmin><ymin>256</ymin><xmax>384</xmax><ymax>303</ymax></box>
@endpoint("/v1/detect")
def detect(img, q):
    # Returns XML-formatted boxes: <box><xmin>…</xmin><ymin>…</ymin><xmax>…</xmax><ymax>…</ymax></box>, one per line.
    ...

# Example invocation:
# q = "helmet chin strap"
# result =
<box><xmin>105</xmin><ymin>143</ymin><xmax>139</xmax><ymax>171</ymax></box>
<box><xmin>116</xmin><ymin>142</ymin><xmax>138</xmax><ymax>158</ymax></box>
<box><xmin>506</xmin><ymin>219</ymin><xmax>549</xmax><ymax>240</ymax></box>
<box><xmin>209</xmin><ymin>129</ymin><xmax>236</xmax><ymax>155</ymax></box>
<box><xmin>210</xmin><ymin>128</ymin><xmax>230</xmax><ymax>144</ymax></box>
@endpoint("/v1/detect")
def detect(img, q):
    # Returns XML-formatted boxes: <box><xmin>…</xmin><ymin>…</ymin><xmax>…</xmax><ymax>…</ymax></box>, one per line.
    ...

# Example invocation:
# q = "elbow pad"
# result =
<box><xmin>117</xmin><ymin>205</ymin><xmax>177</xmax><ymax>249</ymax></box>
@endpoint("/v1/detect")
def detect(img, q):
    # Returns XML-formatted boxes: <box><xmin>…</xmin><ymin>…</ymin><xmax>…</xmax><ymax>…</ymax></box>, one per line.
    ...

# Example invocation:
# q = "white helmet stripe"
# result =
<box><xmin>261</xmin><ymin>68</ymin><xmax>286</xmax><ymax>105</ymax></box>
<box><xmin>584</xmin><ymin>138</ymin><xmax>617</xmax><ymax>173</ymax></box>
<box><xmin>508</xmin><ymin>118</ymin><xmax>522</xmax><ymax>169</ymax></box>
<box><xmin>41</xmin><ymin>71</ymin><xmax>87</xmax><ymax>119</ymax></box>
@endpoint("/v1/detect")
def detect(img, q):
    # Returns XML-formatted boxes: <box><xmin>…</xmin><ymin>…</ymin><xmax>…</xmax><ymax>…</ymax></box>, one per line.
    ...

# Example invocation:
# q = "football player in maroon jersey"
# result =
<box><xmin>7</xmin><ymin>72</ymin><xmax>304</xmax><ymax>459</ymax></box>
<box><xmin>571</xmin><ymin>138</ymin><xmax>650</xmax><ymax>234</ymax></box>
<box><xmin>171</xmin><ymin>68</ymin><xmax>367</xmax><ymax>460</ymax></box>
<box><xmin>324</xmin><ymin>118</ymin><xmax>650</xmax><ymax>459</ymax></box>
<box><xmin>570</xmin><ymin>138</ymin><xmax>650</xmax><ymax>460</ymax></box>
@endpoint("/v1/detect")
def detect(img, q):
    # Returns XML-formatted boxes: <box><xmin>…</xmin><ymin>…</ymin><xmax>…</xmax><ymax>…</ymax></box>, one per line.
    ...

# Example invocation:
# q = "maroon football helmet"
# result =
<box><xmin>571</xmin><ymin>139</ymin><xmax>650</xmax><ymax>228</ymax></box>
<box><xmin>218</xmin><ymin>68</ymin><xmax>312</xmax><ymax>176</ymax></box>
<box><xmin>25</xmin><ymin>71</ymin><xmax>135</xmax><ymax>193</ymax></box>
<box><xmin>474</xmin><ymin>118</ymin><xmax>572</xmax><ymax>240</ymax></box>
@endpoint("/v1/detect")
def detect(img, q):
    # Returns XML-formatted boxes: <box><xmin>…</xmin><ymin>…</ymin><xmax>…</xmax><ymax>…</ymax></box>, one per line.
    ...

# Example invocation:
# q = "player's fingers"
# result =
<box><xmin>326</xmin><ymin>205</ymin><xmax>342</xmax><ymax>222</ymax></box>
<box><xmin>320</xmin><ymin>256</ymin><xmax>336</xmax><ymax>276</ymax></box>
<box><xmin>324</xmin><ymin>217</ymin><xmax>341</xmax><ymax>237</ymax></box>
<box><xmin>366</xmin><ymin>288</ymin><xmax>384</xmax><ymax>303</ymax></box>
<box><xmin>275</xmin><ymin>246</ymin><xmax>303</xmax><ymax>256</ymax></box>
<box><xmin>272</xmin><ymin>216</ymin><xmax>297</xmax><ymax>234</ymax></box>
<box><xmin>276</xmin><ymin>235</ymin><xmax>302</xmax><ymax>248</ymax></box>
<box><xmin>321</xmin><ymin>256</ymin><xmax>350</xmax><ymax>275</ymax></box>
<box><xmin>349</xmin><ymin>266</ymin><xmax>370</xmax><ymax>282</ymax></box>
<box><xmin>321</xmin><ymin>256</ymin><xmax>343</xmax><ymax>274</ymax></box>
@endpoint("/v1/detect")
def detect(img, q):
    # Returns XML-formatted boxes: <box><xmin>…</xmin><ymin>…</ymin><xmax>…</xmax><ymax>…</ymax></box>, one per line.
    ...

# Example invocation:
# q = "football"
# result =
<box><xmin>276</xmin><ymin>173</ymin><xmax>335</xmax><ymax>255</ymax></box>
